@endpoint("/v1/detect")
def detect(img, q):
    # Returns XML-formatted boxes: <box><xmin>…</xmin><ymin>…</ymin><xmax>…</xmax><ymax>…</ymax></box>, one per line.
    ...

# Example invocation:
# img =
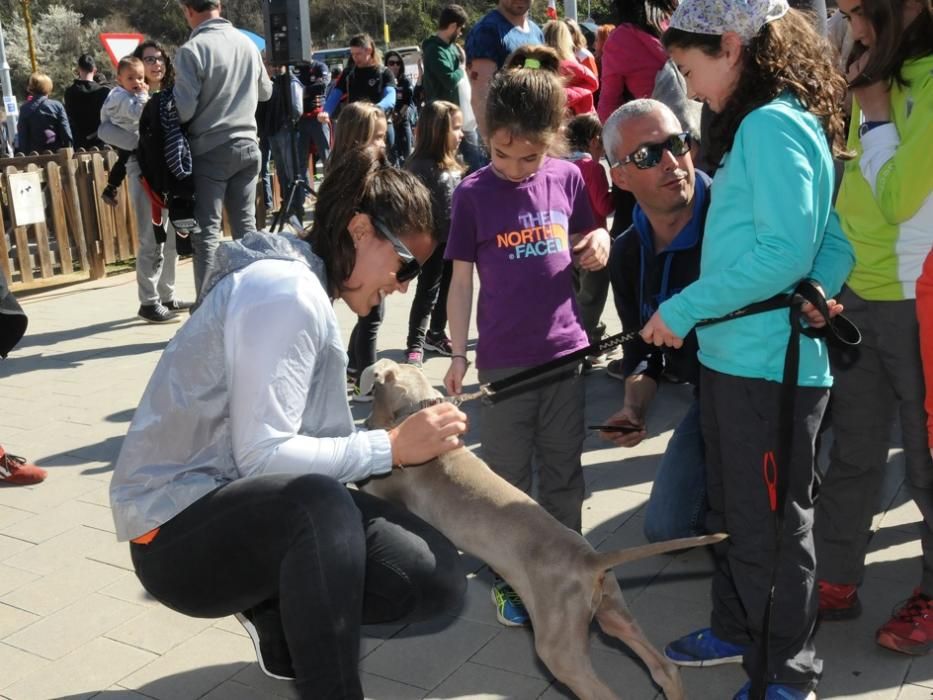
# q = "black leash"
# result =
<box><xmin>748</xmin><ymin>282</ymin><xmax>858</xmax><ymax>700</ymax></box>
<box><xmin>476</xmin><ymin>284</ymin><xmax>858</xmax><ymax>403</ymax></box>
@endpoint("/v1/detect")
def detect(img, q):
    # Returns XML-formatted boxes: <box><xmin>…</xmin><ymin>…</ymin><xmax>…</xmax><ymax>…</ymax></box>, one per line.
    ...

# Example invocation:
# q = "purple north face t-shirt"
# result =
<box><xmin>446</xmin><ymin>158</ymin><xmax>595</xmax><ymax>370</ymax></box>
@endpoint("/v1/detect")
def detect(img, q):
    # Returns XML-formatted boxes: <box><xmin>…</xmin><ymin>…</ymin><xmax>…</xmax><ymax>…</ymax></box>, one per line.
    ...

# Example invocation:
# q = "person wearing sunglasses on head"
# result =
<box><xmin>598</xmin><ymin>98</ymin><xmax>710</xmax><ymax>545</ymax></box>
<box><xmin>110</xmin><ymin>149</ymin><xmax>468</xmax><ymax>699</ymax></box>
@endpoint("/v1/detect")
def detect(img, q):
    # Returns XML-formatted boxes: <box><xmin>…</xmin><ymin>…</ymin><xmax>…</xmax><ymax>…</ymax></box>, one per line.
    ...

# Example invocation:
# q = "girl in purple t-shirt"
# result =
<box><xmin>443</xmin><ymin>46</ymin><xmax>610</xmax><ymax>626</ymax></box>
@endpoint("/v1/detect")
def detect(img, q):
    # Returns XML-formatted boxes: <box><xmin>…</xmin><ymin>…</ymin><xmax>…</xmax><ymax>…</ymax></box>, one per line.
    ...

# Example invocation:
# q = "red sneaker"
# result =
<box><xmin>876</xmin><ymin>589</ymin><xmax>933</xmax><ymax>655</ymax></box>
<box><xmin>818</xmin><ymin>580</ymin><xmax>862</xmax><ymax>620</ymax></box>
<box><xmin>0</xmin><ymin>446</ymin><xmax>47</xmax><ymax>485</ymax></box>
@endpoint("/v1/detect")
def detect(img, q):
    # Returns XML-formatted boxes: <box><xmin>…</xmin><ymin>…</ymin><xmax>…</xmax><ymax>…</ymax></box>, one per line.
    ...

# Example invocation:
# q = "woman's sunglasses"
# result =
<box><xmin>370</xmin><ymin>217</ymin><xmax>421</xmax><ymax>284</ymax></box>
<box><xmin>386</xmin><ymin>60</ymin><xmax>402</xmax><ymax>66</ymax></box>
<box><xmin>619</xmin><ymin>132</ymin><xmax>692</xmax><ymax>170</ymax></box>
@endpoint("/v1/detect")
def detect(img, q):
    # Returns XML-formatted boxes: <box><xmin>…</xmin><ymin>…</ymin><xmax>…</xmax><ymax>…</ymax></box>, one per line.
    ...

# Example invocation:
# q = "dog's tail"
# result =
<box><xmin>591</xmin><ymin>533</ymin><xmax>728</xmax><ymax>572</ymax></box>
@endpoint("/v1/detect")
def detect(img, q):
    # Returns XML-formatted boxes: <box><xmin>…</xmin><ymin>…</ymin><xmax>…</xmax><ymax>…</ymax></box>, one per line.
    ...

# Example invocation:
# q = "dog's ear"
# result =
<box><xmin>358</xmin><ymin>359</ymin><xmax>399</xmax><ymax>398</ymax></box>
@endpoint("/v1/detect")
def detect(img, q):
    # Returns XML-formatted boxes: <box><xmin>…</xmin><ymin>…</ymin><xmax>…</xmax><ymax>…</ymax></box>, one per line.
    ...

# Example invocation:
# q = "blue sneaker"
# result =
<box><xmin>491</xmin><ymin>579</ymin><xmax>530</xmax><ymax>626</ymax></box>
<box><xmin>733</xmin><ymin>681</ymin><xmax>816</xmax><ymax>700</ymax></box>
<box><xmin>665</xmin><ymin>627</ymin><xmax>746</xmax><ymax>667</ymax></box>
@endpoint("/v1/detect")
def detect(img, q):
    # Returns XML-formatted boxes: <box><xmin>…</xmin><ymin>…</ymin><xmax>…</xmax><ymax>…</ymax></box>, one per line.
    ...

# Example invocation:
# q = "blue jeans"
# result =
<box><xmin>297</xmin><ymin>116</ymin><xmax>330</xmax><ymax>181</ymax></box>
<box><xmin>386</xmin><ymin>115</ymin><xmax>412</xmax><ymax>167</ymax></box>
<box><xmin>643</xmin><ymin>398</ymin><xmax>707</xmax><ymax>542</ymax></box>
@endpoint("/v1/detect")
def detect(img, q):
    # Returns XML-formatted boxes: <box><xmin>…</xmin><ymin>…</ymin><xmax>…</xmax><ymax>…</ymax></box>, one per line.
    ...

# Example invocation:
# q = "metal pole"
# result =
<box><xmin>0</xmin><ymin>18</ymin><xmax>18</xmax><ymax>141</ymax></box>
<box><xmin>564</xmin><ymin>0</ymin><xmax>578</xmax><ymax>21</ymax></box>
<box><xmin>21</xmin><ymin>0</ymin><xmax>37</xmax><ymax>73</ymax></box>
<box><xmin>381</xmin><ymin>0</ymin><xmax>390</xmax><ymax>50</ymax></box>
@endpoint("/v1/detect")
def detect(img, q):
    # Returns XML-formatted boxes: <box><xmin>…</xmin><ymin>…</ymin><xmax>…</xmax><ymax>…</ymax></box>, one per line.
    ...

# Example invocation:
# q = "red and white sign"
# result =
<box><xmin>99</xmin><ymin>33</ymin><xmax>146</xmax><ymax>68</ymax></box>
<box><xmin>547</xmin><ymin>0</ymin><xmax>558</xmax><ymax>19</ymax></box>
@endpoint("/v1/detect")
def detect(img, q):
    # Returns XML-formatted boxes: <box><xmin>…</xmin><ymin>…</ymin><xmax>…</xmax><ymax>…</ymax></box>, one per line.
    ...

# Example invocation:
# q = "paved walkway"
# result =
<box><xmin>0</xmin><ymin>258</ymin><xmax>929</xmax><ymax>699</ymax></box>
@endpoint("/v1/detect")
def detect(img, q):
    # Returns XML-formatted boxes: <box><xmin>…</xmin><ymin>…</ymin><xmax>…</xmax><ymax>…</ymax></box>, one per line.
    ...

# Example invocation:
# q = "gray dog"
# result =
<box><xmin>359</xmin><ymin>359</ymin><xmax>725</xmax><ymax>700</ymax></box>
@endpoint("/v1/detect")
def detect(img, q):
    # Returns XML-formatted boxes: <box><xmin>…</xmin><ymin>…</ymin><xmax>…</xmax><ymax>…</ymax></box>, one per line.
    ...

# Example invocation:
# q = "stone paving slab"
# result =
<box><xmin>0</xmin><ymin>259</ymin><xmax>930</xmax><ymax>698</ymax></box>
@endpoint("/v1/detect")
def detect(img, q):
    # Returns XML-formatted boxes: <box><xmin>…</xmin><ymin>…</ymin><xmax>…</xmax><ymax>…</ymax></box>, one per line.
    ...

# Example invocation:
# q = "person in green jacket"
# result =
<box><xmin>423</xmin><ymin>4</ymin><xmax>488</xmax><ymax>172</ymax></box>
<box><xmin>813</xmin><ymin>0</ymin><xmax>933</xmax><ymax>654</ymax></box>
<box><xmin>421</xmin><ymin>4</ymin><xmax>467</xmax><ymax>106</ymax></box>
<box><xmin>637</xmin><ymin>0</ymin><xmax>855</xmax><ymax>697</ymax></box>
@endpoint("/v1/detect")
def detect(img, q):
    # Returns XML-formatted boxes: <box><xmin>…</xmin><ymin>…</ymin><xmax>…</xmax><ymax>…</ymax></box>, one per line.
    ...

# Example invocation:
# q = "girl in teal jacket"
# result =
<box><xmin>637</xmin><ymin>0</ymin><xmax>854</xmax><ymax>698</ymax></box>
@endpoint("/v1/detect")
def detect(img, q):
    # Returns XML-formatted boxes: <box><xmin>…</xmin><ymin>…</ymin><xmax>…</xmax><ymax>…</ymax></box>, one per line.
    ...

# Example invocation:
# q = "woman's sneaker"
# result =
<box><xmin>818</xmin><ymin>580</ymin><xmax>861</xmax><ymax>620</ymax></box>
<box><xmin>235</xmin><ymin>606</ymin><xmax>295</xmax><ymax>680</ymax></box>
<box><xmin>733</xmin><ymin>681</ymin><xmax>816</xmax><ymax>700</ymax></box>
<box><xmin>876</xmin><ymin>588</ymin><xmax>933</xmax><ymax>655</ymax></box>
<box><xmin>424</xmin><ymin>331</ymin><xmax>453</xmax><ymax>356</ymax></box>
<box><xmin>138</xmin><ymin>303</ymin><xmax>179</xmax><ymax>324</ymax></box>
<box><xmin>405</xmin><ymin>347</ymin><xmax>424</xmax><ymax>368</ymax></box>
<box><xmin>0</xmin><ymin>446</ymin><xmax>47</xmax><ymax>485</ymax></box>
<box><xmin>664</xmin><ymin>627</ymin><xmax>746</xmax><ymax>667</ymax></box>
<box><xmin>491</xmin><ymin>579</ymin><xmax>530</xmax><ymax>626</ymax></box>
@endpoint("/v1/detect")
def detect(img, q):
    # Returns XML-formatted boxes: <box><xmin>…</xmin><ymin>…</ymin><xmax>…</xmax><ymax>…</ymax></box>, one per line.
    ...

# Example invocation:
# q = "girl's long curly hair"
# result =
<box><xmin>663</xmin><ymin>10</ymin><xmax>850</xmax><ymax>165</ymax></box>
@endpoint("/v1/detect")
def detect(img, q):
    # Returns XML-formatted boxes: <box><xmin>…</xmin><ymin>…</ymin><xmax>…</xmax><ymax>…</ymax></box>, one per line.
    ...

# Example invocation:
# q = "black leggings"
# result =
<box><xmin>407</xmin><ymin>243</ymin><xmax>451</xmax><ymax>349</ymax></box>
<box><xmin>130</xmin><ymin>473</ymin><xmax>466</xmax><ymax>699</ymax></box>
<box><xmin>348</xmin><ymin>301</ymin><xmax>384</xmax><ymax>376</ymax></box>
<box><xmin>107</xmin><ymin>147</ymin><xmax>133</xmax><ymax>190</ymax></box>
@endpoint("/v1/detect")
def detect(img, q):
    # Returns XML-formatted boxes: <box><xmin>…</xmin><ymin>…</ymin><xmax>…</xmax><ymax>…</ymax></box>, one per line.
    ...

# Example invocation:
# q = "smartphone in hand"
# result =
<box><xmin>588</xmin><ymin>424</ymin><xmax>643</xmax><ymax>434</ymax></box>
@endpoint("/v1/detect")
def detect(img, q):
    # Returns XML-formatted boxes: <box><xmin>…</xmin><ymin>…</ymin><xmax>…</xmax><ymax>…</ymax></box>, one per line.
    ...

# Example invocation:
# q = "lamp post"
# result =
<box><xmin>564</xmin><ymin>0</ymin><xmax>578</xmax><ymax>21</ymax></box>
<box><xmin>21</xmin><ymin>0</ymin><xmax>37</xmax><ymax>73</ymax></box>
<box><xmin>381</xmin><ymin>0</ymin><xmax>390</xmax><ymax>49</ymax></box>
<box><xmin>0</xmin><ymin>18</ymin><xmax>17</xmax><ymax>142</ymax></box>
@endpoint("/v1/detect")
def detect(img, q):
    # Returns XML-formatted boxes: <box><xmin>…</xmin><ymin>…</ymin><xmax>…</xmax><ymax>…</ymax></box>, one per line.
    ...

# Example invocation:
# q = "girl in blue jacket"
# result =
<box><xmin>638</xmin><ymin>0</ymin><xmax>855</xmax><ymax>697</ymax></box>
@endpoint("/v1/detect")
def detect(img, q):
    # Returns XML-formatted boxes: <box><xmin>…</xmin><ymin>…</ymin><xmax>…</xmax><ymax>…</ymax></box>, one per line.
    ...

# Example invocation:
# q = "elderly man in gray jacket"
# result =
<box><xmin>174</xmin><ymin>0</ymin><xmax>273</xmax><ymax>296</ymax></box>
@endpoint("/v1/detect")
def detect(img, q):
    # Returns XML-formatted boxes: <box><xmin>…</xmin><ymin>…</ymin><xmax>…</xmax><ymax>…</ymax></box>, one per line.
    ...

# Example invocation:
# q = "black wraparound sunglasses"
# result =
<box><xmin>619</xmin><ymin>132</ymin><xmax>692</xmax><ymax>170</ymax></box>
<box><xmin>370</xmin><ymin>216</ymin><xmax>421</xmax><ymax>284</ymax></box>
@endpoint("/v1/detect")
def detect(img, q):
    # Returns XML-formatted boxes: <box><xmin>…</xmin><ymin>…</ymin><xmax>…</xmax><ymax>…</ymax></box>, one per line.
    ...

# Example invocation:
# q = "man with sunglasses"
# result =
<box><xmin>597</xmin><ymin>98</ymin><xmax>711</xmax><ymax>543</ymax></box>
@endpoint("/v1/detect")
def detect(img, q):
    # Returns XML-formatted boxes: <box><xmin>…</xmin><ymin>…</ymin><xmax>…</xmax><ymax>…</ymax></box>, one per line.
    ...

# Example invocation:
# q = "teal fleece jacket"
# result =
<box><xmin>659</xmin><ymin>93</ymin><xmax>854</xmax><ymax>387</ymax></box>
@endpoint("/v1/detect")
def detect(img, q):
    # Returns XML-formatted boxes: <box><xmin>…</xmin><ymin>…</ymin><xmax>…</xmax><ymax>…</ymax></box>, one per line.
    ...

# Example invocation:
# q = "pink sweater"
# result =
<box><xmin>596</xmin><ymin>23</ymin><xmax>668</xmax><ymax>123</ymax></box>
<box><xmin>560</xmin><ymin>59</ymin><xmax>599</xmax><ymax>115</ymax></box>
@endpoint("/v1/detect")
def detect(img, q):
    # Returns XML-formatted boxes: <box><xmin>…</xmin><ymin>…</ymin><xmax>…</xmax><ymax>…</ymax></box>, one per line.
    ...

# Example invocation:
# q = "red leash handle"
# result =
<box><xmin>763</xmin><ymin>451</ymin><xmax>778</xmax><ymax>513</ymax></box>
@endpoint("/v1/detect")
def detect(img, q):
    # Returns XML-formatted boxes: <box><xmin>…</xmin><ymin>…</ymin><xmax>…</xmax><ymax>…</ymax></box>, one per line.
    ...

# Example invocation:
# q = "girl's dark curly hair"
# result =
<box><xmin>663</xmin><ymin>9</ymin><xmax>850</xmax><ymax>165</ymax></box>
<box><xmin>132</xmin><ymin>39</ymin><xmax>176</xmax><ymax>90</ymax></box>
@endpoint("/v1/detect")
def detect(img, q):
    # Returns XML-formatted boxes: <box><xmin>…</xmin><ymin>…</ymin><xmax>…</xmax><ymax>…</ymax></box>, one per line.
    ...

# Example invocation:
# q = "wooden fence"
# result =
<box><xmin>1</xmin><ymin>145</ymin><xmax>296</xmax><ymax>293</ymax></box>
<box><xmin>0</xmin><ymin>147</ymin><xmax>136</xmax><ymax>292</ymax></box>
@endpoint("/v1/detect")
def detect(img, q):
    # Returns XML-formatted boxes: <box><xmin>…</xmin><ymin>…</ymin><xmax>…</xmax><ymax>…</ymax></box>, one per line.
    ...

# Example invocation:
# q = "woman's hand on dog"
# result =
<box><xmin>388</xmin><ymin>402</ymin><xmax>468</xmax><ymax>466</ymax></box>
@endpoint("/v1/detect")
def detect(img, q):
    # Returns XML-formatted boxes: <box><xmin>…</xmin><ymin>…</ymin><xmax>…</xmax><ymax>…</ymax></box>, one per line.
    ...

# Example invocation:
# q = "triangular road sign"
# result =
<box><xmin>100</xmin><ymin>33</ymin><xmax>146</xmax><ymax>68</ymax></box>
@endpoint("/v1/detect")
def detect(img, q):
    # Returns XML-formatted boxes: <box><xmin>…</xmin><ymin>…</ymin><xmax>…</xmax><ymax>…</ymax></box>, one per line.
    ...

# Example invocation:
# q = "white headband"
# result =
<box><xmin>669</xmin><ymin>0</ymin><xmax>790</xmax><ymax>42</ymax></box>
